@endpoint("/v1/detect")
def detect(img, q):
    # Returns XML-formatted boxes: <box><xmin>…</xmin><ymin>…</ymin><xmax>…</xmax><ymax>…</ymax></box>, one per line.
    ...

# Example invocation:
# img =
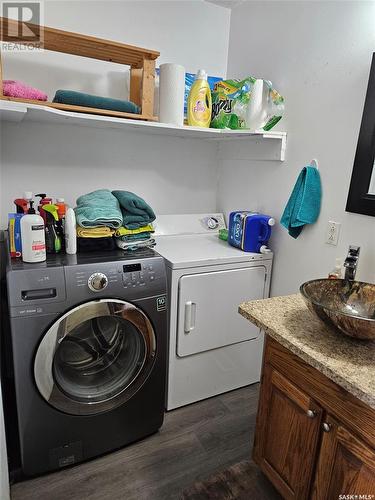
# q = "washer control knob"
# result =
<box><xmin>88</xmin><ymin>272</ymin><xmax>108</xmax><ymax>292</ymax></box>
<box><xmin>207</xmin><ymin>217</ymin><xmax>219</xmax><ymax>230</ymax></box>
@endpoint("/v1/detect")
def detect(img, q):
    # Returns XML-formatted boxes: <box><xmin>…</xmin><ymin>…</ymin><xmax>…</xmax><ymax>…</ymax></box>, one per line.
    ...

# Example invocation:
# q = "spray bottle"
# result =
<box><xmin>14</xmin><ymin>198</ymin><xmax>29</xmax><ymax>214</ymax></box>
<box><xmin>42</xmin><ymin>204</ymin><xmax>62</xmax><ymax>254</ymax></box>
<box><xmin>36</xmin><ymin>194</ymin><xmax>53</xmax><ymax>224</ymax></box>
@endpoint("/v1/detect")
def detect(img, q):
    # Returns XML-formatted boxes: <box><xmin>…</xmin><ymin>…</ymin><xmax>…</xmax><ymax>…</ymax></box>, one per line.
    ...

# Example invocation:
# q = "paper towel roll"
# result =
<box><xmin>159</xmin><ymin>63</ymin><xmax>185</xmax><ymax>126</ymax></box>
<box><xmin>246</xmin><ymin>79</ymin><xmax>267</xmax><ymax>131</ymax></box>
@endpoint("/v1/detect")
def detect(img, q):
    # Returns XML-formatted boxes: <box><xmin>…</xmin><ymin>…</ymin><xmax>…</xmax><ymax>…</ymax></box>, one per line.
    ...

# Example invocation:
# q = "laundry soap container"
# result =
<box><xmin>187</xmin><ymin>69</ymin><xmax>212</xmax><ymax>127</ymax></box>
<box><xmin>228</xmin><ymin>211</ymin><xmax>275</xmax><ymax>253</ymax></box>
<box><xmin>20</xmin><ymin>213</ymin><xmax>46</xmax><ymax>263</ymax></box>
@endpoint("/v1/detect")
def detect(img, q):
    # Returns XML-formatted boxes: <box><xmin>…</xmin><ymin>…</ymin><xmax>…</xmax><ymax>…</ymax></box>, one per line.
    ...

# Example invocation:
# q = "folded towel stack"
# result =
<box><xmin>75</xmin><ymin>189</ymin><xmax>123</xmax><ymax>229</ymax></box>
<box><xmin>75</xmin><ymin>189</ymin><xmax>121</xmax><ymax>253</ymax></box>
<box><xmin>76</xmin><ymin>226</ymin><xmax>115</xmax><ymax>238</ymax></box>
<box><xmin>112</xmin><ymin>191</ymin><xmax>156</xmax><ymax>251</ymax></box>
<box><xmin>74</xmin><ymin>190</ymin><xmax>156</xmax><ymax>253</ymax></box>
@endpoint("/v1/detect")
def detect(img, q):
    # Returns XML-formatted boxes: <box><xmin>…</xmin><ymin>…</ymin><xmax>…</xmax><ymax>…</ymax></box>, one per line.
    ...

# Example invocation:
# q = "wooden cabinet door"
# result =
<box><xmin>312</xmin><ymin>414</ymin><xmax>375</xmax><ymax>499</ymax></box>
<box><xmin>253</xmin><ymin>365</ymin><xmax>323</xmax><ymax>500</ymax></box>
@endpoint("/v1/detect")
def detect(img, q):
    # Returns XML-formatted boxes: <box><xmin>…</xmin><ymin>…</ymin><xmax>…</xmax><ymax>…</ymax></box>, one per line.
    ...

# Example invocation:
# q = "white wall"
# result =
<box><xmin>0</xmin><ymin>0</ymin><xmax>230</xmax><ymax>226</ymax></box>
<box><xmin>2</xmin><ymin>0</ymin><xmax>229</xmax><ymax>100</ymax></box>
<box><xmin>0</xmin><ymin>121</ymin><xmax>218</xmax><ymax>226</ymax></box>
<box><xmin>218</xmin><ymin>0</ymin><xmax>375</xmax><ymax>295</ymax></box>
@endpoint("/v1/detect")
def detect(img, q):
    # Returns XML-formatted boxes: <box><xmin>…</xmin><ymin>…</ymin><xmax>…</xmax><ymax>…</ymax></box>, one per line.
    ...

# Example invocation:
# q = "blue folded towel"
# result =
<box><xmin>112</xmin><ymin>191</ymin><xmax>156</xmax><ymax>229</ymax></box>
<box><xmin>280</xmin><ymin>166</ymin><xmax>322</xmax><ymax>238</ymax></box>
<box><xmin>75</xmin><ymin>189</ymin><xmax>123</xmax><ymax>229</ymax></box>
<box><xmin>53</xmin><ymin>90</ymin><xmax>140</xmax><ymax>114</ymax></box>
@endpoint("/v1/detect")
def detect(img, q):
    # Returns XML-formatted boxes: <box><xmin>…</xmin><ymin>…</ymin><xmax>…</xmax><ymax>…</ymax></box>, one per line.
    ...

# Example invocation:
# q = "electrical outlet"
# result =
<box><xmin>325</xmin><ymin>221</ymin><xmax>341</xmax><ymax>246</ymax></box>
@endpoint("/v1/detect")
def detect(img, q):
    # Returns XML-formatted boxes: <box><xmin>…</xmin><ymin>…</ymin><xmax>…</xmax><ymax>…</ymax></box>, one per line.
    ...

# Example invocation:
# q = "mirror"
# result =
<box><xmin>346</xmin><ymin>53</ymin><xmax>375</xmax><ymax>216</ymax></box>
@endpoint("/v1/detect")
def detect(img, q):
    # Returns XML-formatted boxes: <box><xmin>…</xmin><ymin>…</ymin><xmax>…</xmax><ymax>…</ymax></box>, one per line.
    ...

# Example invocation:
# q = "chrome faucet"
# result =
<box><xmin>344</xmin><ymin>245</ymin><xmax>360</xmax><ymax>280</ymax></box>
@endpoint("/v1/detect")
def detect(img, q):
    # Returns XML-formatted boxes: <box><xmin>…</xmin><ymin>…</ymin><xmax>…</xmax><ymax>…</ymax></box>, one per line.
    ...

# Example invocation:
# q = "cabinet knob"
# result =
<box><xmin>306</xmin><ymin>409</ymin><xmax>317</xmax><ymax>418</ymax></box>
<box><xmin>322</xmin><ymin>422</ymin><xmax>331</xmax><ymax>432</ymax></box>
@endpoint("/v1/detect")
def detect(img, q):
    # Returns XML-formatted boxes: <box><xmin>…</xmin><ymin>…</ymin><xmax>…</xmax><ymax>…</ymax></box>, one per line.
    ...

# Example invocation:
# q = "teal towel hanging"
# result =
<box><xmin>280</xmin><ymin>166</ymin><xmax>322</xmax><ymax>238</ymax></box>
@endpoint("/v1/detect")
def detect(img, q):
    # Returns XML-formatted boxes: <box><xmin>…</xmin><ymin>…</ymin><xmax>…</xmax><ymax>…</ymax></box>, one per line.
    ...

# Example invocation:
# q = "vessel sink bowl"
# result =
<box><xmin>300</xmin><ymin>279</ymin><xmax>375</xmax><ymax>340</ymax></box>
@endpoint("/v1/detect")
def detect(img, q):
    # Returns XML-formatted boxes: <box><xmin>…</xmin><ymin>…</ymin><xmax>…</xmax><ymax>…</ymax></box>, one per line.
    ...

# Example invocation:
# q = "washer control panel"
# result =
<box><xmin>122</xmin><ymin>262</ymin><xmax>156</xmax><ymax>289</ymax></box>
<box><xmin>66</xmin><ymin>257</ymin><xmax>165</xmax><ymax>298</ymax></box>
<box><xmin>88</xmin><ymin>272</ymin><xmax>108</xmax><ymax>292</ymax></box>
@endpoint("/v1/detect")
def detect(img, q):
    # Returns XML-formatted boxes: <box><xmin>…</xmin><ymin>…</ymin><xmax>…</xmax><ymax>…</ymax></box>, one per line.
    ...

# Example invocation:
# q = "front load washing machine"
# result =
<box><xmin>3</xmin><ymin>248</ymin><xmax>167</xmax><ymax>477</ymax></box>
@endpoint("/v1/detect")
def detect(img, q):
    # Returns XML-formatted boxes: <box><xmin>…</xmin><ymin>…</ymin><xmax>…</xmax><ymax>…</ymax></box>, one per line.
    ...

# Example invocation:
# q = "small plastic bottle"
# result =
<box><xmin>20</xmin><ymin>203</ymin><xmax>46</xmax><ymax>263</ymax></box>
<box><xmin>328</xmin><ymin>258</ymin><xmax>342</xmax><ymax>279</ymax></box>
<box><xmin>65</xmin><ymin>207</ymin><xmax>77</xmax><ymax>255</ymax></box>
<box><xmin>56</xmin><ymin>198</ymin><xmax>66</xmax><ymax>219</ymax></box>
<box><xmin>187</xmin><ymin>69</ymin><xmax>212</xmax><ymax>128</ymax></box>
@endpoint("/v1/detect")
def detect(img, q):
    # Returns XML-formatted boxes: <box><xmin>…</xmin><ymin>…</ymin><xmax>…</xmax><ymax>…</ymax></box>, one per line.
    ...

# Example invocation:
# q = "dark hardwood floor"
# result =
<box><xmin>11</xmin><ymin>384</ymin><xmax>279</xmax><ymax>500</ymax></box>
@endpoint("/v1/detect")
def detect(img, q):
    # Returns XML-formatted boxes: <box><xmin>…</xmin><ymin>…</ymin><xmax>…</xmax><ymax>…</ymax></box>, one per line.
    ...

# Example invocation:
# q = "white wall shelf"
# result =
<box><xmin>0</xmin><ymin>100</ymin><xmax>287</xmax><ymax>161</ymax></box>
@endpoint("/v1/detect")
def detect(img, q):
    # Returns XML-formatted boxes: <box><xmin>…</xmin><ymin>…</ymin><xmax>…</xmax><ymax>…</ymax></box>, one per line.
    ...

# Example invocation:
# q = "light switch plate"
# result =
<box><xmin>325</xmin><ymin>221</ymin><xmax>341</xmax><ymax>246</ymax></box>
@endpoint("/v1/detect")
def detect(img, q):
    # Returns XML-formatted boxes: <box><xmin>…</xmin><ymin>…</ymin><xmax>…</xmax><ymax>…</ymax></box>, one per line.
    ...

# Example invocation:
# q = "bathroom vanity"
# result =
<box><xmin>239</xmin><ymin>294</ymin><xmax>375</xmax><ymax>500</ymax></box>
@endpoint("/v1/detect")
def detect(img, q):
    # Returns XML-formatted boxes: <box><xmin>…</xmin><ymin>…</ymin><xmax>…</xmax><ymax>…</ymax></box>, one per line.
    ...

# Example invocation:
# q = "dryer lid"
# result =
<box><xmin>154</xmin><ymin>233</ymin><xmax>273</xmax><ymax>269</ymax></box>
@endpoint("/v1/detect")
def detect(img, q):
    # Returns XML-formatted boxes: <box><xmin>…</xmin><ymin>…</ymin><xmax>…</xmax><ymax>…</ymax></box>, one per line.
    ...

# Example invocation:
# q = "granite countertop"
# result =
<box><xmin>239</xmin><ymin>294</ymin><xmax>375</xmax><ymax>409</ymax></box>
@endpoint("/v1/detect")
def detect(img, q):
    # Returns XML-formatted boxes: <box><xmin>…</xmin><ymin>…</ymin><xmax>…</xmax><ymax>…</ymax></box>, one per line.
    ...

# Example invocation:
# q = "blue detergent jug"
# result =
<box><xmin>228</xmin><ymin>211</ymin><xmax>275</xmax><ymax>253</ymax></box>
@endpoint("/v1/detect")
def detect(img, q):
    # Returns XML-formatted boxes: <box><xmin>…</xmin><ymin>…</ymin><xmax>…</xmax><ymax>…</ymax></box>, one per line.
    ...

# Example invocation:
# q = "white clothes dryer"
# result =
<box><xmin>154</xmin><ymin>214</ymin><xmax>273</xmax><ymax>410</ymax></box>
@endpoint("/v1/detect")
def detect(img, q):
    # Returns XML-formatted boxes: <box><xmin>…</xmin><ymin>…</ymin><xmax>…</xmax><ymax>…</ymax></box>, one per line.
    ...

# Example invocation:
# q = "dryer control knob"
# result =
<box><xmin>207</xmin><ymin>217</ymin><xmax>219</xmax><ymax>229</ymax></box>
<box><xmin>88</xmin><ymin>272</ymin><xmax>108</xmax><ymax>292</ymax></box>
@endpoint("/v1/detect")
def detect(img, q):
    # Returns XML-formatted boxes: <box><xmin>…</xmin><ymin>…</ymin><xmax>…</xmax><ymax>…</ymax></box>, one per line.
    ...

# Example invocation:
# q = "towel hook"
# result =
<box><xmin>310</xmin><ymin>159</ymin><xmax>319</xmax><ymax>170</ymax></box>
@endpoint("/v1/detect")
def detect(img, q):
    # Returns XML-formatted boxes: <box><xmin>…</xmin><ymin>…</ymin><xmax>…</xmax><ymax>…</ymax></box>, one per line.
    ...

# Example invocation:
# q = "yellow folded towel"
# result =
<box><xmin>76</xmin><ymin>226</ymin><xmax>115</xmax><ymax>238</ymax></box>
<box><xmin>115</xmin><ymin>224</ymin><xmax>154</xmax><ymax>237</ymax></box>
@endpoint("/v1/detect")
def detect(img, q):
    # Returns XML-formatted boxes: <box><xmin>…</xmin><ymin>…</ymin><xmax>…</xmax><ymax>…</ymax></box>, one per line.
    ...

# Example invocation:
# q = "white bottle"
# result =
<box><xmin>65</xmin><ymin>207</ymin><xmax>77</xmax><ymax>255</ymax></box>
<box><xmin>21</xmin><ymin>214</ymin><xmax>46</xmax><ymax>263</ymax></box>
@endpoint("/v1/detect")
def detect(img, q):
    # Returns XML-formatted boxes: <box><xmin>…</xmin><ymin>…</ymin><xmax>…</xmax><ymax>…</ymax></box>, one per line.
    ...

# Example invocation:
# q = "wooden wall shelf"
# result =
<box><xmin>0</xmin><ymin>17</ymin><xmax>159</xmax><ymax>121</ymax></box>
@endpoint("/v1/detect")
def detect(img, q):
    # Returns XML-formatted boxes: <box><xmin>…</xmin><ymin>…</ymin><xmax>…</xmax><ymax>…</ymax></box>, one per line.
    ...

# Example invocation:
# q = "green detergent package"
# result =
<box><xmin>210</xmin><ymin>77</ymin><xmax>284</xmax><ymax>130</ymax></box>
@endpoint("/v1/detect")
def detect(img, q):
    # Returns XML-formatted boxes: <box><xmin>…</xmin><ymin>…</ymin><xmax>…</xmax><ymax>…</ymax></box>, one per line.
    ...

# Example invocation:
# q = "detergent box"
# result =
<box><xmin>8</xmin><ymin>213</ymin><xmax>23</xmax><ymax>258</ymax></box>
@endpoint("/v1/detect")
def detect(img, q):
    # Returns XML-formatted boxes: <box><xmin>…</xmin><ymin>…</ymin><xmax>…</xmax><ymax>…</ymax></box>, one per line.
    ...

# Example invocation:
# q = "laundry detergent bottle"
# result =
<box><xmin>20</xmin><ymin>201</ymin><xmax>46</xmax><ymax>263</ymax></box>
<box><xmin>187</xmin><ymin>69</ymin><xmax>212</xmax><ymax>127</ymax></box>
<box><xmin>228</xmin><ymin>211</ymin><xmax>275</xmax><ymax>253</ymax></box>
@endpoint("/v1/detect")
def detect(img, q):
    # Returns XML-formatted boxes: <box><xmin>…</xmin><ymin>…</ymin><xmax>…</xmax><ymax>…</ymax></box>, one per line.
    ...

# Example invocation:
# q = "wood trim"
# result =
<box><xmin>0</xmin><ymin>17</ymin><xmax>159</xmax><ymax>66</ymax></box>
<box><xmin>0</xmin><ymin>17</ymin><xmax>159</xmax><ymax>121</ymax></box>
<box><xmin>337</xmin><ymin>426</ymin><xmax>375</xmax><ymax>471</ymax></box>
<box><xmin>140</xmin><ymin>59</ymin><xmax>155</xmax><ymax>117</ymax></box>
<box><xmin>130</xmin><ymin>68</ymin><xmax>142</xmax><ymax>107</ymax></box>
<box><xmin>265</xmin><ymin>336</ymin><xmax>375</xmax><ymax>448</ymax></box>
<box><xmin>271</xmin><ymin>369</ymin><xmax>311</xmax><ymax>412</ymax></box>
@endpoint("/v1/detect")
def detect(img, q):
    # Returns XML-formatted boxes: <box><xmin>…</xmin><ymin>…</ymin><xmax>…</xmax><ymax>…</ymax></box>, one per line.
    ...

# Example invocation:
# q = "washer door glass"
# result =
<box><xmin>34</xmin><ymin>299</ymin><xmax>156</xmax><ymax>415</ymax></box>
